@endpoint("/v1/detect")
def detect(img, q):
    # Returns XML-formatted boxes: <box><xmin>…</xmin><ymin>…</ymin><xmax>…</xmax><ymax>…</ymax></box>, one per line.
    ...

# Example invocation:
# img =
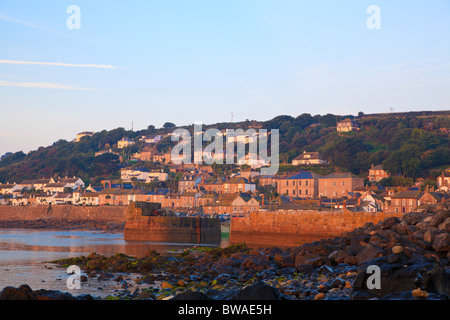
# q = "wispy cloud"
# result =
<box><xmin>0</xmin><ymin>60</ymin><xmax>117</xmax><ymax>69</ymax></box>
<box><xmin>0</xmin><ymin>80</ymin><xmax>94</xmax><ymax>91</ymax></box>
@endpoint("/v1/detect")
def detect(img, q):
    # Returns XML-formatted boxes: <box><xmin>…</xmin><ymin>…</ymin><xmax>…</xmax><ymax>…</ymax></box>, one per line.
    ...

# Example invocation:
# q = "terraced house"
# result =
<box><xmin>277</xmin><ymin>171</ymin><xmax>322</xmax><ymax>198</ymax></box>
<box><xmin>318</xmin><ymin>172</ymin><xmax>365</xmax><ymax>198</ymax></box>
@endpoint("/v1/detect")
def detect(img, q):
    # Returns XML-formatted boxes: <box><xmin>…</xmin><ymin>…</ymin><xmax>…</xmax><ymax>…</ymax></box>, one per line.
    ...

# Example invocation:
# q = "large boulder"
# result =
<box><xmin>0</xmin><ymin>285</ymin><xmax>34</xmax><ymax>300</ymax></box>
<box><xmin>229</xmin><ymin>281</ymin><xmax>282</xmax><ymax>300</ymax></box>
<box><xmin>353</xmin><ymin>258</ymin><xmax>450</xmax><ymax>298</ymax></box>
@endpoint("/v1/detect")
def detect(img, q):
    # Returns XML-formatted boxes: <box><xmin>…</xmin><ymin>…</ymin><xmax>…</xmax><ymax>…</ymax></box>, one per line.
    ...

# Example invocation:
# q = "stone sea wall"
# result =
<box><xmin>124</xmin><ymin>215</ymin><xmax>221</xmax><ymax>244</ymax></box>
<box><xmin>230</xmin><ymin>210</ymin><xmax>404</xmax><ymax>247</ymax></box>
<box><xmin>0</xmin><ymin>205</ymin><xmax>127</xmax><ymax>222</ymax></box>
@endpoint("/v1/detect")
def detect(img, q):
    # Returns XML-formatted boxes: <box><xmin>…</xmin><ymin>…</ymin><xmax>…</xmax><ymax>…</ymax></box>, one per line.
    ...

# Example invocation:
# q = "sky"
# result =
<box><xmin>0</xmin><ymin>0</ymin><xmax>449</xmax><ymax>156</ymax></box>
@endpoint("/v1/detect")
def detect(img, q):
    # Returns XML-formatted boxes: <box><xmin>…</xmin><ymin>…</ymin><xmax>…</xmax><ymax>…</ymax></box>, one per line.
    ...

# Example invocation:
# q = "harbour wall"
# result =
<box><xmin>229</xmin><ymin>210</ymin><xmax>404</xmax><ymax>247</ymax></box>
<box><xmin>0</xmin><ymin>205</ymin><xmax>127</xmax><ymax>221</ymax></box>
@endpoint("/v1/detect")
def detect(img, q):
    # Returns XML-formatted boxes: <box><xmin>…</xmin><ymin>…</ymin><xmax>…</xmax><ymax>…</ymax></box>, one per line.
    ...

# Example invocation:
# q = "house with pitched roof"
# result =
<box><xmin>202</xmin><ymin>193</ymin><xmax>260</xmax><ymax>215</ymax></box>
<box><xmin>389</xmin><ymin>186</ymin><xmax>447</xmax><ymax>213</ymax></box>
<box><xmin>292</xmin><ymin>151</ymin><xmax>328</xmax><ymax>165</ymax></box>
<box><xmin>318</xmin><ymin>172</ymin><xmax>365</xmax><ymax>198</ymax></box>
<box><xmin>368</xmin><ymin>164</ymin><xmax>390</xmax><ymax>182</ymax></box>
<box><xmin>336</xmin><ymin>118</ymin><xmax>359</xmax><ymax>132</ymax></box>
<box><xmin>117</xmin><ymin>137</ymin><xmax>135</xmax><ymax>149</ymax></box>
<box><xmin>221</xmin><ymin>176</ymin><xmax>256</xmax><ymax>194</ymax></box>
<box><xmin>277</xmin><ymin>171</ymin><xmax>322</xmax><ymax>198</ymax></box>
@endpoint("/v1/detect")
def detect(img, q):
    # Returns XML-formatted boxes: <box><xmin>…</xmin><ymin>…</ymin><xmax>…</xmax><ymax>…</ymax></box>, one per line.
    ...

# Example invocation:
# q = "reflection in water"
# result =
<box><xmin>0</xmin><ymin>228</ymin><xmax>229</xmax><ymax>297</ymax></box>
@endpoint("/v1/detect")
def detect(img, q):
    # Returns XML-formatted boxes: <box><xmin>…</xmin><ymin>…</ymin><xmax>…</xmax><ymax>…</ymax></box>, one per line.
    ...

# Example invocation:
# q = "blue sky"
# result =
<box><xmin>0</xmin><ymin>0</ymin><xmax>449</xmax><ymax>156</ymax></box>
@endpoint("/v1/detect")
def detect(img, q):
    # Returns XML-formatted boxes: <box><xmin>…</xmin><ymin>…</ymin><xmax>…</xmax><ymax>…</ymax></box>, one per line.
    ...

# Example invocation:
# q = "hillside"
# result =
<box><xmin>0</xmin><ymin>111</ymin><xmax>449</xmax><ymax>185</ymax></box>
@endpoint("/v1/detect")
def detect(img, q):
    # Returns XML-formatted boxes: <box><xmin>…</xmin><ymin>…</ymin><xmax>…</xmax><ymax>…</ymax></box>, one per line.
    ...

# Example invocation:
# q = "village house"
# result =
<box><xmin>76</xmin><ymin>131</ymin><xmax>95</xmax><ymax>142</ymax></box>
<box><xmin>318</xmin><ymin>172</ymin><xmax>365</xmax><ymax>198</ymax></box>
<box><xmin>198</xmin><ymin>177</ymin><xmax>227</xmax><ymax>193</ymax></box>
<box><xmin>42</xmin><ymin>182</ymin><xmax>72</xmax><ymax>194</ymax></box>
<box><xmin>0</xmin><ymin>183</ymin><xmax>21</xmax><ymax>195</ymax></box>
<box><xmin>152</xmin><ymin>152</ymin><xmax>172</xmax><ymax>164</ymax></box>
<box><xmin>33</xmin><ymin>178</ymin><xmax>55</xmax><ymax>190</ymax></box>
<box><xmin>278</xmin><ymin>171</ymin><xmax>322</xmax><ymax>198</ymax></box>
<box><xmin>132</xmin><ymin>146</ymin><xmax>158</xmax><ymax>162</ymax></box>
<box><xmin>147</xmin><ymin>170</ymin><xmax>168</xmax><ymax>182</ymax></box>
<box><xmin>236</xmin><ymin>153</ymin><xmax>270</xmax><ymax>169</ymax></box>
<box><xmin>140</xmin><ymin>135</ymin><xmax>162</xmax><ymax>144</ymax></box>
<box><xmin>35</xmin><ymin>194</ymin><xmax>56</xmax><ymax>205</ymax></box>
<box><xmin>237</xmin><ymin>168</ymin><xmax>259</xmax><ymax>181</ymax></box>
<box><xmin>368</xmin><ymin>164</ymin><xmax>390</xmax><ymax>182</ymax></box>
<box><xmin>98</xmin><ymin>189</ymin><xmax>132</xmax><ymax>206</ymax></box>
<box><xmin>359</xmin><ymin>190</ymin><xmax>387</xmax><ymax>212</ymax></box>
<box><xmin>336</xmin><ymin>118</ymin><xmax>359</xmax><ymax>132</ymax></box>
<box><xmin>121</xmin><ymin>167</ymin><xmax>149</xmax><ymax>182</ymax></box>
<box><xmin>117</xmin><ymin>137</ymin><xmax>135</xmax><ymax>149</ymax></box>
<box><xmin>388</xmin><ymin>186</ymin><xmax>446</xmax><ymax>213</ymax></box>
<box><xmin>17</xmin><ymin>180</ymin><xmax>37</xmax><ymax>191</ymax></box>
<box><xmin>291</xmin><ymin>151</ymin><xmax>328</xmax><ymax>166</ymax></box>
<box><xmin>52</xmin><ymin>193</ymin><xmax>73</xmax><ymax>205</ymax></box>
<box><xmin>55</xmin><ymin>176</ymin><xmax>85</xmax><ymax>190</ymax></box>
<box><xmin>178</xmin><ymin>174</ymin><xmax>202</xmax><ymax>193</ymax></box>
<box><xmin>202</xmin><ymin>193</ymin><xmax>260</xmax><ymax>216</ymax></box>
<box><xmin>11</xmin><ymin>194</ymin><xmax>35</xmax><ymax>206</ymax></box>
<box><xmin>252</xmin><ymin>175</ymin><xmax>278</xmax><ymax>188</ymax></box>
<box><xmin>221</xmin><ymin>177</ymin><xmax>256</xmax><ymax>194</ymax></box>
<box><xmin>162</xmin><ymin>192</ymin><xmax>199</xmax><ymax>209</ymax></box>
<box><xmin>437</xmin><ymin>168</ymin><xmax>450</xmax><ymax>191</ymax></box>
<box><xmin>73</xmin><ymin>191</ymin><xmax>100</xmax><ymax>206</ymax></box>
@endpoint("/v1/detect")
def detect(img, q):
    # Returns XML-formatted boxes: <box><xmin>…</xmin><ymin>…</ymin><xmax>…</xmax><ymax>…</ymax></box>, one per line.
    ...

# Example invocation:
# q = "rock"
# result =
<box><xmin>161</xmin><ymin>281</ymin><xmax>174</xmax><ymax>290</ymax></box>
<box><xmin>177</xmin><ymin>280</ymin><xmax>187</xmax><ymax>287</ymax></box>
<box><xmin>32</xmin><ymin>289</ymin><xmax>76</xmax><ymax>300</ymax></box>
<box><xmin>0</xmin><ymin>285</ymin><xmax>34</xmax><ymax>300</ymax></box>
<box><xmin>412</xmin><ymin>288</ymin><xmax>429</xmax><ymax>298</ymax></box>
<box><xmin>314</xmin><ymin>292</ymin><xmax>325</xmax><ymax>300</ymax></box>
<box><xmin>381</xmin><ymin>217</ymin><xmax>400</xmax><ymax>229</ymax></box>
<box><xmin>330</xmin><ymin>278</ymin><xmax>346</xmax><ymax>289</ymax></box>
<box><xmin>401</xmin><ymin>212</ymin><xmax>426</xmax><ymax>226</ymax></box>
<box><xmin>423</xmin><ymin>229</ymin><xmax>441</xmax><ymax>244</ymax></box>
<box><xmin>295</xmin><ymin>252</ymin><xmax>324</xmax><ymax>268</ymax></box>
<box><xmin>356</xmin><ymin>244</ymin><xmax>384</xmax><ymax>264</ymax></box>
<box><xmin>171</xmin><ymin>291</ymin><xmax>212</xmax><ymax>300</ymax></box>
<box><xmin>328</xmin><ymin>250</ymin><xmax>349</xmax><ymax>264</ymax></box>
<box><xmin>429</xmin><ymin>211</ymin><xmax>449</xmax><ymax>228</ymax></box>
<box><xmin>353</xmin><ymin>258</ymin><xmax>449</xmax><ymax>298</ymax></box>
<box><xmin>393</xmin><ymin>221</ymin><xmax>413</xmax><ymax>235</ymax></box>
<box><xmin>229</xmin><ymin>281</ymin><xmax>282</xmax><ymax>300</ymax></box>
<box><xmin>432</xmin><ymin>233</ymin><xmax>450</xmax><ymax>252</ymax></box>
<box><xmin>438</xmin><ymin>218</ymin><xmax>450</xmax><ymax>232</ymax></box>
<box><xmin>392</xmin><ymin>246</ymin><xmax>403</xmax><ymax>254</ymax></box>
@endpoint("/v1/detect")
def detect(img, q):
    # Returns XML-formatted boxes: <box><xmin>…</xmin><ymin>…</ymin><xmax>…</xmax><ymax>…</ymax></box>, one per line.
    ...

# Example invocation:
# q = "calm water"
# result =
<box><xmin>0</xmin><ymin>229</ymin><xmax>228</xmax><ymax>298</ymax></box>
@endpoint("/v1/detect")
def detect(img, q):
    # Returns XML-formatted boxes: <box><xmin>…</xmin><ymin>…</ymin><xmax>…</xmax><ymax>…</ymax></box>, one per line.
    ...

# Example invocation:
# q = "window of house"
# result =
<box><xmin>299</xmin><ymin>189</ymin><xmax>301</xmax><ymax>195</ymax></box>
<box><xmin>305</xmin><ymin>189</ymin><xmax>308</xmax><ymax>195</ymax></box>
<box><xmin>305</xmin><ymin>180</ymin><xmax>308</xmax><ymax>186</ymax></box>
<box><xmin>342</xmin><ymin>182</ymin><xmax>345</xmax><ymax>187</ymax></box>
<box><xmin>402</xmin><ymin>199</ymin><xmax>406</xmax><ymax>205</ymax></box>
